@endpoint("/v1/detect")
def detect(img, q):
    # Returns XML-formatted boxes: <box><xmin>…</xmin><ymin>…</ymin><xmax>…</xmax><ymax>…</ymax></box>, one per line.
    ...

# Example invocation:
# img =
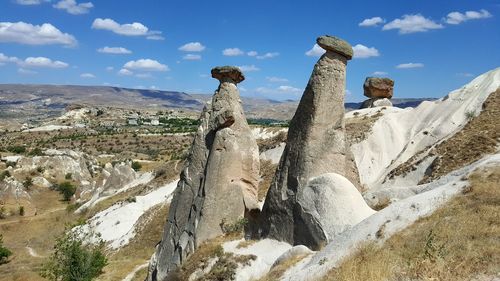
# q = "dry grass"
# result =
<box><xmin>170</xmin><ymin>233</ymin><xmax>245</xmax><ymax>281</ymax></box>
<box><xmin>420</xmin><ymin>89</ymin><xmax>500</xmax><ymax>183</ymax></box>
<box><xmin>236</xmin><ymin>239</ymin><xmax>258</xmax><ymax>249</ymax></box>
<box><xmin>385</xmin><ymin>90</ymin><xmax>499</xmax><ymax>184</ymax></box>
<box><xmin>256</xmin><ymin>254</ymin><xmax>309</xmax><ymax>281</ymax></box>
<box><xmin>323</xmin><ymin>166</ymin><xmax>500</xmax><ymax>281</ymax></box>
<box><xmin>0</xmin><ymin>188</ymin><xmax>81</xmax><ymax>281</ymax></box>
<box><xmin>345</xmin><ymin>111</ymin><xmax>383</xmax><ymax>145</ymax></box>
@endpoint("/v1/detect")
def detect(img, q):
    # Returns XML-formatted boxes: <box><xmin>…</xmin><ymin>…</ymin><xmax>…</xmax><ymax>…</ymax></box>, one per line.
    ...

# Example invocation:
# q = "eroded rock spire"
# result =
<box><xmin>147</xmin><ymin>66</ymin><xmax>260</xmax><ymax>281</ymax></box>
<box><xmin>261</xmin><ymin>35</ymin><xmax>358</xmax><ymax>249</ymax></box>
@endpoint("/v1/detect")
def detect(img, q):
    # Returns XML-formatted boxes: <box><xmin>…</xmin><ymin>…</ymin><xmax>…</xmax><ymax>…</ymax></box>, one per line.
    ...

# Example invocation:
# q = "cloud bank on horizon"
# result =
<box><xmin>0</xmin><ymin>0</ymin><xmax>497</xmax><ymax>102</ymax></box>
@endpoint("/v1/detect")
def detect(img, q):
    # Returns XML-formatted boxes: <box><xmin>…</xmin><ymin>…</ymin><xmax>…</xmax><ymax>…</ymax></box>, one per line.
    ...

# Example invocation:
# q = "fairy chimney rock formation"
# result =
<box><xmin>147</xmin><ymin>66</ymin><xmax>260</xmax><ymax>281</ymax></box>
<box><xmin>360</xmin><ymin>77</ymin><xmax>394</xmax><ymax>108</ymax></box>
<box><xmin>261</xmin><ymin>35</ymin><xmax>358</xmax><ymax>249</ymax></box>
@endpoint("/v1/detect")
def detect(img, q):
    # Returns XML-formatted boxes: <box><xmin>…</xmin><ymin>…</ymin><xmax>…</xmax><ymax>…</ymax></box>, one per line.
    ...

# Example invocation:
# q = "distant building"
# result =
<box><xmin>128</xmin><ymin>113</ymin><xmax>139</xmax><ymax>126</ymax></box>
<box><xmin>128</xmin><ymin>118</ymin><xmax>138</xmax><ymax>126</ymax></box>
<box><xmin>151</xmin><ymin>118</ymin><xmax>160</xmax><ymax>126</ymax></box>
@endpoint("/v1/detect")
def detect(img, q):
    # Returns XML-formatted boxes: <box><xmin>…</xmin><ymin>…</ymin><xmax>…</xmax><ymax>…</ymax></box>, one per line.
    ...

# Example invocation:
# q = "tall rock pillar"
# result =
<box><xmin>261</xmin><ymin>35</ymin><xmax>354</xmax><ymax>249</ymax></box>
<box><xmin>147</xmin><ymin>66</ymin><xmax>260</xmax><ymax>281</ymax></box>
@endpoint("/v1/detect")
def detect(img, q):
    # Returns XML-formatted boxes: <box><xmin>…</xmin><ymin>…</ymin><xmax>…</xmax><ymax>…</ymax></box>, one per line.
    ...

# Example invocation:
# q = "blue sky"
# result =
<box><xmin>0</xmin><ymin>0</ymin><xmax>499</xmax><ymax>102</ymax></box>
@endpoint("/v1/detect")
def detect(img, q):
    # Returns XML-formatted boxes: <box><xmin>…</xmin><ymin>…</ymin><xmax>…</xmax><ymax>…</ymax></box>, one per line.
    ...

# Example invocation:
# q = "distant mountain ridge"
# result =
<box><xmin>0</xmin><ymin>84</ymin><xmax>436</xmax><ymax>120</ymax></box>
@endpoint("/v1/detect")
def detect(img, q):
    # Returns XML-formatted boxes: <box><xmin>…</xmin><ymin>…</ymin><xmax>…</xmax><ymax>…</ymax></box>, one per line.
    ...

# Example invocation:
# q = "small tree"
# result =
<box><xmin>23</xmin><ymin>177</ymin><xmax>33</xmax><ymax>191</ymax></box>
<box><xmin>40</xmin><ymin>229</ymin><xmax>107</xmax><ymax>281</ymax></box>
<box><xmin>0</xmin><ymin>234</ymin><xmax>12</xmax><ymax>265</ymax></box>
<box><xmin>131</xmin><ymin>161</ymin><xmax>142</xmax><ymax>172</ymax></box>
<box><xmin>19</xmin><ymin>206</ymin><xmax>25</xmax><ymax>216</ymax></box>
<box><xmin>56</xmin><ymin>182</ymin><xmax>77</xmax><ymax>202</ymax></box>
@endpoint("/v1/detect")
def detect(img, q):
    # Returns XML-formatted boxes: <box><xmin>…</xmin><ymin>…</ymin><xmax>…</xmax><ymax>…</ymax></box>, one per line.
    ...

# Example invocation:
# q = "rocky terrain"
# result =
<box><xmin>0</xmin><ymin>35</ymin><xmax>498</xmax><ymax>281</ymax></box>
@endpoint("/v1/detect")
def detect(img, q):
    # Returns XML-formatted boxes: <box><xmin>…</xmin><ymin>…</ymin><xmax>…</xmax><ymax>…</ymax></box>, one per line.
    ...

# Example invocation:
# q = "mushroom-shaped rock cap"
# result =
<box><xmin>317</xmin><ymin>35</ymin><xmax>353</xmax><ymax>60</ymax></box>
<box><xmin>211</xmin><ymin>66</ymin><xmax>245</xmax><ymax>84</ymax></box>
<box><xmin>363</xmin><ymin>77</ymin><xmax>394</xmax><ymax>98</ymax></box>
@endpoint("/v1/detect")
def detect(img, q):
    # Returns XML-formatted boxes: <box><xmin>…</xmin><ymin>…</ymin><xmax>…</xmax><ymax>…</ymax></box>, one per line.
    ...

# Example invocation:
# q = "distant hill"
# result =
<box><xmin>0</xmin><ymin>84</ymin><xmax>436</xmax><ymax>120</ymax></box>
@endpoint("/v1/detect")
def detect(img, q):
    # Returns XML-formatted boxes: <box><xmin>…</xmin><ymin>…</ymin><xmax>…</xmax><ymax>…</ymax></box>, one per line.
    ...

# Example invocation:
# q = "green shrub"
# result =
<box><xmin>0</xmin><ymin>235</ymin><xmax>13</xmax><ymax>264</ymax></box>
<box><xmin>55</xmin><ymin>182</ymin><xmax>77</xmax><ymax>202</ymax></box>
<box><xmin>5</xmin><ymin>161</ymin><xmax>16</xmax><ymax>168</ymax></box>
<box><xmin>28</xmin><ymin>147</ymin><xmax>44</xmax><ymax>156</ymax></box>
<box><xmin>131</xmin><ymin>161</ymin><xmax>142</xmax><ymax>172</ymax></box>
<box><xmin>0</xmin><ymin>206</ymin><xmax>6</xmax><ymax>219</ymax></box>
<box><xmin>7</xmin><ymin>145</ymin><xmax>26</xmax><ymax>154</ymax></box>
<box><xmin>0</xmin><ymin>170</ymin><xmax>10</xmax><ymax>181</ymax></box>
<box><xmin>23</xmin><ymin>177</ymin><xmax>33</xmax><ymax>190</ymax></box>
<box><xmin>19</xmin><ymin>206</ymin><xmax>25</xmax><ymax>216</ymax></box>
<box><xmin>40</xmin><ymin>228</ymin><xmax>107</xmax><ymax>281</ymax></box>
<box><xmin>65</xmin><ymin>173</ymin><xmax>72</xmax><ymax>180</ymax></box>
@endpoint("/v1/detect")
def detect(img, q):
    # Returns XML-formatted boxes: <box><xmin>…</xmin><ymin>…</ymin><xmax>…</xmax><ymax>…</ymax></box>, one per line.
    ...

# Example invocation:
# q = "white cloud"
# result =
<box><xmin>182</xmin><ymin>54</ymin><xmax>202</xmax><ymax>60</ymax></box>
<box><xmin>396</xmin><ymin>62</ymin><xmax>424</xmax><ymax>69</ymax></box>
<box><xmin>123</xmin><ymin>59</ymin><xmax>169</xmax><ymax>72</ymax></box>
<box><xmin>53</xmin><ymin>0</ymin><xmax>93</xmax><ymax>15</ymax></box>
<box><xmin>256</xmin><ymin>52</ymin><xmax>279</xmax><ymax>59</ymax></box>
<box><xmin>97</xmin><ymin>46</ymin><xmax>132</xmax><ymax>54</ymax></box>
<box><xmin>372</xmin><ymin>71</ymin><xmax>388</xmax><ymax>76</ymax></box>
<box><xmin>0</xmin><ymin>53</ymin><xmax>20</xmax><ymax>64</ymax></box>
<box><xmin>359</xmin><ymin>17</ymin><xmax>385</xmax><ymax>27</ymax></box>
<box><xmin>445</xmin><ymin>9</ymin><xmax>492</xmax><ymax>25</ymax></box>
<box><xmin>1</xmin><ymin>53</ymin><xmax>69</xmax><ymax>69</ymax></box>
<box><xmin>118</xmin><ymin>68</ymin><xmax>133</xmax><ymax>76</ymax></box>
<box><xmin>80</xmin><ymin>73</ymin><xmax>95</xmax><ymax>78</ymax></box>
<box><xmin>238</xmin><ymin>65</ymin><xmax>260</xmax><ymax>72</ymax></box>
<box><xmin>222</xmin><ymin>48</ymin><xmax>245</xmax><ymax>56</ymax></box>
<box><xmin>352</xmin><ymin>44</ymin><xmax>380</xmax><ymax>58</ymax></box>
<box><xmin>21</xmin><ymin>57</ymin><xmax>69</xmax><ymax>68</ymax></box>
<box><xmin>15</xmin><ymin>0</ymin><xmax>49</xmax><ymax>5</ymax></box>
<box><xmin>256</xmin><ymin>85</ymin><xmax>302</xmax><ymax>95</ymax></box>
<box><xmin>0</xmin><ymin>22</ymin><xmax>77</xmax><ymax>46</ymax></box>
<box><xmin>146</xmin><ymin>34</ymin><xmax>165</xmax><ymax>40</ymax></box>
<box><xmin>305</xmin><ymin>44</ymin><xmax>325</xmax><ymax>57</ymax></box>
<box><xmin>383</xmin><ymin>14</ymin><xmax>443</xmax><ymax>34</ymax></box>
<box><xmin>18</xmin><ymin>68</ymin><xmax>37</xmax><ymax>74</ymax></box>
<box><xmin>182</xmin><ymin>54</ymin><xmax>201</xmax><ymax>60</ymax></box>
<box><xmin>247</xmin><ymin>51</ymin><xmax>258</xmax><ymax>57</ymax></box>
<box><xmin>92</xmin><ymin>18</ymin><xmax>163</xmax><ymax>39</ymax></box>
<box><xmin>106</xmin><ymin>66</ymin><xmax>114</xmax><ymax>71</ymax></box>
<box><xmin>178</xmin><ymin>42</ymin><xmax>205</xmax><ymax>52</ymax></box>
<box><xmin>266</xmin><ymin>76</ymin><xmax>288</xmax><ymax>83</ymax></box>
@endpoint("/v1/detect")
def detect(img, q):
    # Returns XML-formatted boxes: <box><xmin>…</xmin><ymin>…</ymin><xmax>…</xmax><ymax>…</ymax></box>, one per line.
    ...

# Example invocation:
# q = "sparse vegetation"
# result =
<box><xmin>221</xmin><ymin>217</ymin><xmax>248</xmax><ymax>235</ymax></box>
<box><xmin>54</xmin><ymin>181</ymin><xmax>77</xmax><ymax>202</ymax></box>
<box><xmin>65</xmin><ymin>173</ymin><xmax>72</xmax><ymax>180</ymax></box>
<box><xmin>0</xmin><ymin>234</ymin><xmax>13</xmax><ymax>265</ymax></box>
<box><xmin>465</xmin><ymin>110</ymin><xmax>475</xmax><ymax>121</ymax></box>
<box><xmin>23</xmin><ymin>177</ymin><xmax>33</xmax><ymax>190</ymax></box>
<box><xmin>323</xmin><ymin>167</ymin><xmax>500</xmax><ymax>281</ymax></box>
<box><xmin>256</xmin><ymin>254</ymin><xmax>309</xmax><ymax>281</ymax></box>
<box><xmin>0</xmin><ymin>206</ymin><xmax>6</xmax><ymax>219</ymax></box>
<box><xmin>131</xmin><ymin>161</ymin><xmax>142</xmax><ymax>172</ymax></box>
<box><xmin>6</xmin><ymin>145</ymin><xmax>26</xmax><ymax>154</ymax></box>
<box><xmin>19</xmin><ymin>205</ymin><xmax>25</xmax><ymax>216</ymax></box>
<box><xmin>40</xmin><ymin>228</ymin><xmax>107</xmax><ymax>281</ymax></box>
<box><xmin>0</xmin><ymin>170</ymin><xmax>10</xmax><ymax>181</ymax></box>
